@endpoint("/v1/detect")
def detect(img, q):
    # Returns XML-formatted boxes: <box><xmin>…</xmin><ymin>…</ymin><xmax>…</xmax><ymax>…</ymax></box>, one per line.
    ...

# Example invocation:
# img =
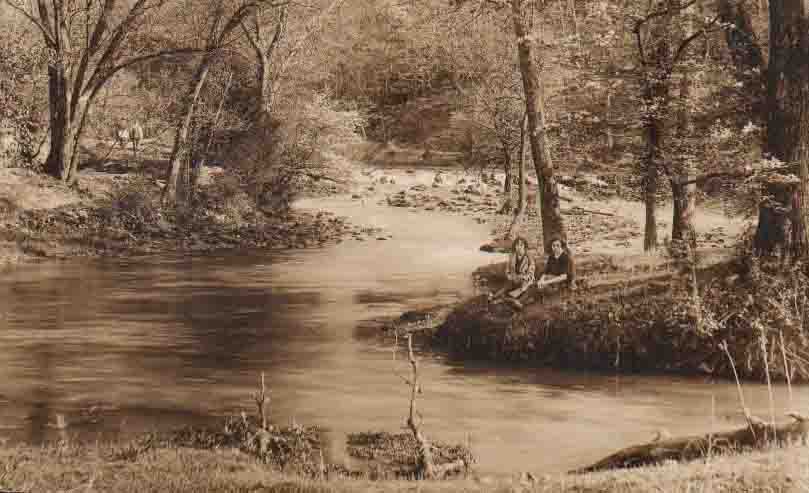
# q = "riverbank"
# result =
<box><xmin>388</xmin><ymin>249</ymin><xmax>809</xmax><ymax>383</ymax></box>
<box><xmin>0</xmin><ymin>166</ymin><xmax>386</xmax><ymax>271</ymax></box>
<box><xmin>1</xmin><ymin>438</ymin><xmax>806</xmax><ymax>492</ymax></box>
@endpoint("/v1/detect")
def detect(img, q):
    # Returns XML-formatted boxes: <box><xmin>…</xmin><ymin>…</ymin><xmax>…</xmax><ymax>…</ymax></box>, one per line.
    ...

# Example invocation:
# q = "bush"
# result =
<box><xmin>97</xmin><ymin>178</ymin><xmax>163</xmax><ymax>233</ymax></box>
<box><xmin>191</xmin><ymin>171</ymin><xmax>257</xmax><ymax>231</ymax></box>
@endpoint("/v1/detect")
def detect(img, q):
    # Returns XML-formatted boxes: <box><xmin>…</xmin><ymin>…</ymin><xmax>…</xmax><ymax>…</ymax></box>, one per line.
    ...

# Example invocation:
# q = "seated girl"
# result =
<box><xmin>537</xmin><ymin>237</ymin><xmax>575</xmax><ymax>291</ymax></box>
<box><xmin>488</xmin><ymin>236</ymin><xmax>535</xmax><ymax>304</ymax></box>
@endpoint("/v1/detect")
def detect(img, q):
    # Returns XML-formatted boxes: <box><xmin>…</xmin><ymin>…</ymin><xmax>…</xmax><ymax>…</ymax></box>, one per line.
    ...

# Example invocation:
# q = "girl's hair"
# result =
<box><xmin>512</xmin><ymin>236</ymin><xmax>529</xmax><ymax>252</ymax></box>
<box><xmin>549</xmin><ymin>237</ymin><xmax>569</xmax><ymax>252</ymax></box>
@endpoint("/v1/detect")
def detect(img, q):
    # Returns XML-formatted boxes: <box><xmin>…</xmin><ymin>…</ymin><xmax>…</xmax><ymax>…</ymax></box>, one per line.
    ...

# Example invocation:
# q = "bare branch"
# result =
<box><xmin>672</xmin><ymin>13</ymin><xmax>721</xmax><ymax>65</ymax></box>
<box><xmin>2</xmin><ymin>0</ymin><xmax>56</xmax><ymax>46</ymax></box>
<box><xmin>83</xmin><ymin>0</ymin><xmax>150</xmax><ymax>93</ymax></box>
<box><xmin>86</xmin><ymin>47</ymin><xmax>203</xmax><ymax>95</ymax></box>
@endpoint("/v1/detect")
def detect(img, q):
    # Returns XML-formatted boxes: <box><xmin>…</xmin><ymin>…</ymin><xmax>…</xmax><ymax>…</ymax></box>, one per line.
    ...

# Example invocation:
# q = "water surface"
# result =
<box><xmin>0</xmin><ymin>192</ymin><xmax>805</xmax><ymax>475</ymax></box>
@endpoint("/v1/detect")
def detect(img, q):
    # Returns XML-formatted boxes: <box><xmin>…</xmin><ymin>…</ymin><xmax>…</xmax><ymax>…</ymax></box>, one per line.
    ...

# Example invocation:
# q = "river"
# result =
<box><xmin>0</xmin><ymin>187</ymin><xmax>806</xmax><ymax>476</ymax></box>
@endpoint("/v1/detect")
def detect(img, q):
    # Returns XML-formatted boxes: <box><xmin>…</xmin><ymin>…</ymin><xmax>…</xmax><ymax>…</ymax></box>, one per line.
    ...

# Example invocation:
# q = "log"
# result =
<box><xmin>571</xmin><ymin>413</ymin><xmax>809</xmax><ymax>474</ymax></box>
<box><xmin>562</xmin><ymin>206</ymin><xmax>615</xmax><ymax>217</ymax></box>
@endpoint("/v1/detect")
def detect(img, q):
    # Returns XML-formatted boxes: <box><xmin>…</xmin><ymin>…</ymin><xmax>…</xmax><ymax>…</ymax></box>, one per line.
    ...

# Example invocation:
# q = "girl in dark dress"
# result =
<box><xmin>537</xmin><ymin>237</ymin><xmax>575</xmax><ymax>290</ymax></box>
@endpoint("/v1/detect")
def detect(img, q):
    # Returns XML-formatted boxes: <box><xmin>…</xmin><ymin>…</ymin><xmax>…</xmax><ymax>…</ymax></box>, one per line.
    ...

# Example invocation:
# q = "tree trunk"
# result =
<box><xmin>643</xmin><ymin>115</ymin><xmax>660</xmax><ymax>252</ymax></box>
<box><xmin>507</xmin><ymin>113</ymin><xmax>528</xmax><ymax>240</ymax></box>
<box><xmin>191</xmin><ymin>71</ymin><xmax>233</xmax><ymax>196</ymax></box>
<box><xmin>44</xmin><ymin>62</ymin><xmax>91</xmax><ymax>184</ymax></box>
<box><xmin>670</xmin><ymin>181</ymin><xmax>697</xmax><ymax>247</ymax></box>
<box><xmin>718</xmin><ymin>0</ymin><xmax>765</xmax><ymax>83</ymax></box>
<box><xmin>258</xmin><ymin>54</ymin><xmax>274</xmax><ymax>119</ymax></box>
<box><xmin>499</xmin><ymin>147</ymin><xmax>514</xmax><ymax>215</ymax></box>
<box><xmin>671</xmin><ymin>71</ymin><xmax>697</xmax><ymax>249</ymax></box>
<box><xmin>503</xmin><ymin>147</ymin><xmax>513</xmax><ymax>196</ymax></box>
<box><xmin>605</xmin><ymin>90</ymin><xmax>614</xmax><ymax>151</ymax></box>
<box><xmin>163</xmin><ymin>59</ymin><xmax>213</xmax><ymax>205</ymax></box>
<box><xmin>44</xmin><ymin>63</ymin><xmax>71</xmax><ymax>180</ymax></box>
<box><xmin>794</xmin><ymin>92</ymin><xmax>809</xmax><ymax>257</ymax></box>
<box><xmin>754</xmin><ymin>0</ymin><xmax>809</xmax><ymax>259</ymax></box>
<box><xmin>511</xmin><ymin>0</ymin><xmax>566</xmax><ymax>254</ymax></box>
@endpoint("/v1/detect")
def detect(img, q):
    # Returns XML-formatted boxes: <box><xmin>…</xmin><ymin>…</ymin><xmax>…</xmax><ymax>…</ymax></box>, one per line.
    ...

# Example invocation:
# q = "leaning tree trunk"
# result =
<box><xmin>511</xmin><ymin>0</ymin><xmax>566</xmax><ymax>254</ymax></box>
<box><xmin>163</xmin><ymin>59</ymin><xmax>213</xmax><ymax>205</ymax></box>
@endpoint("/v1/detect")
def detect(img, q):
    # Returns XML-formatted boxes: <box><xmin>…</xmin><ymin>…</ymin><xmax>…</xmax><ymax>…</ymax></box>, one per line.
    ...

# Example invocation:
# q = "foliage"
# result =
<box><xmin>0</xmin><ymin>19</ymin><xmax>48</xmax><ymax>167</ymax></box>
<box><xmin>232</xmin><ymin>92</ymin><xmax>365</xmax><ymax>213</ymax></box>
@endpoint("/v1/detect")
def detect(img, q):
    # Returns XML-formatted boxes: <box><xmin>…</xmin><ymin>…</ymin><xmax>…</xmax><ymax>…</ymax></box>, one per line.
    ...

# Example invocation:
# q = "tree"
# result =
<box><xmin>511</xmin><ymin>0</ymin><xmax>567</xmax><ymax>253</ymax></box>
<box><xmin>630</xmin><ymin>0</ymin><xmax>719</xmax><ymax>251</ymax></box>
<box><xmin>2</xmin><ymin>0</ymin><xmax>190</xmax><ymax>183</ymax></box>
<box><xmin>162</xmin><ymin>0</ymin><xmax>269</xmax><ymax>205</ymax></box>
<box><xmin>456</xmin><ymin>66</ymin><xmax>525</xmax><ymax>207</ymax></box>
<box><xmin>754</xmin><ymin>0</ymin><xmax>809</xmax><ymax>258</ymax></box>
<box><xmin>240</xmin><ymin>4</ymin><xmax>287</xmax><ymax>119</ymax></box>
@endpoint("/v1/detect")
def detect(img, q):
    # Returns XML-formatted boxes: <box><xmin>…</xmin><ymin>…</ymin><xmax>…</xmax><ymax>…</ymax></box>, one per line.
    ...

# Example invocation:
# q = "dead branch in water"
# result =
<box><xmin>405</xmin><ymin>334</ymin><xmax>466</xmax><ymax>479</ymax></box>
<box><xmin>252</xmin><ymin>371</ymin><xmax>270</xmax><ymax>431</ymax></box>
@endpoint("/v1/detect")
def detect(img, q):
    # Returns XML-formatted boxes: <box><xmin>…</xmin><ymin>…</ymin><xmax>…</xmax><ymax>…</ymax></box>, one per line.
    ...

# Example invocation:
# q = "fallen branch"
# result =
<box><xmin>571</xmin><ymin>413</ymin><xmax>809</xmax><ymax>474</ymax></box>
<box><xmin>562</xmin><ymin>206</ymin><xmax>615</xmax><ymax>217</ymax></box>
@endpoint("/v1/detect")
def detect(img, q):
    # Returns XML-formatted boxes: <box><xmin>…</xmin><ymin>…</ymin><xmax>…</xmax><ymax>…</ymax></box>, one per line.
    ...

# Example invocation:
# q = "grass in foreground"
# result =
<box><xmin>1</xmin><ymin>442</ymin><xmax>807</xmax><ymax>493</ymax></box>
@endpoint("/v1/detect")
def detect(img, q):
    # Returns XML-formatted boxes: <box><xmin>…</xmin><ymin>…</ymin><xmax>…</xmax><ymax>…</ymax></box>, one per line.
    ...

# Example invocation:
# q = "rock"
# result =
<box><xmin>379</xmin><ymin>176</ymin><xmax>389</xmax><ymax>184</ymax></box>
<box><xmin>351</xmin><ymin>194</ymin><xmax>362</xmax><ymax>199</ymax></box>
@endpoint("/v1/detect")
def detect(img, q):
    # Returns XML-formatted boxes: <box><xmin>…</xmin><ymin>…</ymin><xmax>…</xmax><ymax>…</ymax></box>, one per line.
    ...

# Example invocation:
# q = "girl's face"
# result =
<box><xmin>515</xmin><ymin>240</ymin><xmax>526</xmax><ymax>256</ymax></box>
<box><xmin>551</xmin><ymin>240</ymin><xmax>563</xmax><ymax>257</ymax></box>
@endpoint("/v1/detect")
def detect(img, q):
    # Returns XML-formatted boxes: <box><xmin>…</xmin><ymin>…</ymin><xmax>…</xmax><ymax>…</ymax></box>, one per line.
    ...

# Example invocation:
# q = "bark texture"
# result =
<box><xmin>511</xmin><ymin>0</ymin><xmax>566</xmax><ymax>253</ymax></box>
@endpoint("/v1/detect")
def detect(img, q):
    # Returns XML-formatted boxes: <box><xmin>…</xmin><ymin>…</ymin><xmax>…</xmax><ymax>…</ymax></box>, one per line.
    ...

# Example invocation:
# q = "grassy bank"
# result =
<box><xmin>1</xmin><ymin>440</ymin><xmax>806</xmax><ymax>492</ymax></box>
<box><xmin>389</xmin><ymin>251</ymin><xmax>809</xmax><ymax>383</ymax></box>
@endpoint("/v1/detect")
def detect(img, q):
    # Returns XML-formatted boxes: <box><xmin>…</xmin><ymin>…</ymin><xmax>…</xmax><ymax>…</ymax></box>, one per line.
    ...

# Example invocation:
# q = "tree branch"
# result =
<box><xmin>672</xmin><ymin>12</ymin><xmax>721</xmax><ymax>65</ymax></box>
<box><xmin>83</xmin><ymin>0</ymin><xmax>150</xmax><ymax>94</ymax></box>
<box><xmin>70</xmin><ymin>0</ymin><xmax>117</xmax><ymax>118</ymax></box>
<box><xmin>2</xmin><ymin>0</ymin><xmax>56</xmax><ymax>46</ymax></box>
<box><xmin>86</xmin><ymin>47</ymin><xmax>203</xmax><ymax>96</ymax></box>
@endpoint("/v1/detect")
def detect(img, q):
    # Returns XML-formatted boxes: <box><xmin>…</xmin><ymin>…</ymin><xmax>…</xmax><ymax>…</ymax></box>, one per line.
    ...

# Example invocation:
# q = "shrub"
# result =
<box><xmin>97</xmin><ymin>178</ymin><xmax>163</xmax><ymax>233</ymax></box>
